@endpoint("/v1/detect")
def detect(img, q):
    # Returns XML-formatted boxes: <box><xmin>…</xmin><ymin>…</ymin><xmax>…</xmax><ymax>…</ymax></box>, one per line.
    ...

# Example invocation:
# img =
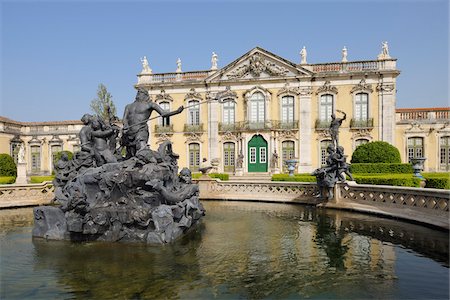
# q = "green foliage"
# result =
<box><xmin>272</xmin><ymin>174</ymin><xmax>317</xmax><ymax>182</ymax></box>
<box><xmin>53</xmin><ymin>151</ymin><xmax>73</xmax><ymax>166</ymax></box>
<box><xmin>353</xmin><ymin>174</ymin><xmax>421</xmax><ymax>187</ymax></box>
<box><xmin>423</xmin><ymin>173</ymin><xmax>450</xmax><ymax>189</ymax></box>
<box><xmin>0</xmin><ymin>176</ymin><xmax>16</xmax><ymax>184</ymax></box>
<box><xmin>350</xmin><ymin>163</ymin><xmax>413</xmax><ymax>174</ymax></box>
<box><xmin>0</xmin><ymin>154</ymin><xmax>17</xmax><ymax>176</ymax></box>
<box><xmin>30</xmin><ymin>176</ymin><xmax>55</xmax><ymax>183</ymax></box>
<box><xmin>90</xmin><ymin>83</ymin><xmax>117</xmax><ymax>122</ymax></box>
<box><xmin>191</xmin><ymin>173</ymin><xmax>229</xmax><ymax>180</ymax></box>
<box><xmin>351</xmin><ymin>141</ymin><xmax>401</xmax><ymax>163</ymax></box>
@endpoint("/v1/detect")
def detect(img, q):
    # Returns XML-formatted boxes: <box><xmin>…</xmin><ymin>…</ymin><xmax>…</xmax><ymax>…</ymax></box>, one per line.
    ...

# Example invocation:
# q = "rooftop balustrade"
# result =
<box><xmin>396</xmin><ymin>108</ymin><xmax>450</xmax><ymax>124</ymax></box>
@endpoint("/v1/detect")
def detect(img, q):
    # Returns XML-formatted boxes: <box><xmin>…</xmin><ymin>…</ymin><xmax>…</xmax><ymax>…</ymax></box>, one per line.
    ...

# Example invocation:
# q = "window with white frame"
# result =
<box><xmin>319</xmin><ymin>94</ymin><xmax>333</xmax><ymax>121</ymax></box>
<box><xmin>188</xmin><ymin>143</ymin><xmax>200</xmax><ymax>171</ymax></box>
<box><xmin>282</xmin><ymin>141</ymin><xmax>295</xmax><ymax>171</ymax></box>
<box><xmin>188</xmin><ymin>100</ymin><xmax>200</xmax><ymax>125</ymax></box>
<box><xmin>249</xmin><ymin>147</ymin><xmax>257</xmax><ymax>163</ymax></box>
<box><xmin>31</xmin><ymin>145</ymin><xmax>41</xmax><ymax>172</ymax></box>
<box><xmin>355</xmin><ymin>93</ymin><xmax>368</xmax><ymax>121</ymax></box>
<box><xmin>259</xmin><ymin>147</ymin><xmax>267</xmax><ymax>163</ymax></box>
<box><xmin>440</xmin><ymin>136</ymin><xmax>450</xmax><ymax>171</ymax></box>
<box><xmin>407</xmin><ymin>137</ymin><xmax>424</xmax><ymax>161</ymax></box>
<box><xmin>159</xmin><ymin>101</ymin><xmax>170</xmax><ymax>126</ymax></box>
<box><xmin>223</xmin><ymin>100</ymin><xmax>235</xmax><ymax>124</ymax></box>
<box><xmin>249</xmin><ymin>92</ymin><xmax>265</xmax><ymax>123</ymax></box>
<box><xmin>223</xmin><ymin>142</ymin><xmax>235</xmax><ymax>172</ymax></box>
<box><xmin>320</xmin><ymin>140</ymin><xmax>332</xmax><ymax>166</ymax></box>
<box><xmin>281</xmin><ymin>96</ymin><xmax>294</xmax><ymax>124</ymax></box>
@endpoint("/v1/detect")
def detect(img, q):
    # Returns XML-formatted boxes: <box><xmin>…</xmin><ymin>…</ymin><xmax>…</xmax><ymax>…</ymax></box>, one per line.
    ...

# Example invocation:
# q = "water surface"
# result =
<box><xmin>1</xmin><ymin>201</ymin><xmax>448</xmax><ymax>299</ymax></box>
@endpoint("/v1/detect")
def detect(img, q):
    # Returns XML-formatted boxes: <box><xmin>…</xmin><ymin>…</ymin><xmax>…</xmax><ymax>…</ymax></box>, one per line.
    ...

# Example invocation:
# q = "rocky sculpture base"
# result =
<box><xmin>32</xmin><ymin>142</ymin><xmax>205</xmax><ymax>244</ymax></box>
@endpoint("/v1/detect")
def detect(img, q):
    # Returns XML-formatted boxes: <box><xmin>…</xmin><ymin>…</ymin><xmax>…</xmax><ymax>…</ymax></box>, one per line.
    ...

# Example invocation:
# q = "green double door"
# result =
<box><xmin>248</xmin><ymin>135</ymin><xmax>268</xmax><ymax>172</ymax></box>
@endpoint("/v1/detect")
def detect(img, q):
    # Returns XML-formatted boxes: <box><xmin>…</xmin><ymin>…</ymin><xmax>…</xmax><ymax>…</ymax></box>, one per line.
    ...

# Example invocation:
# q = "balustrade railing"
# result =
<box><xmin>396</xmin><ymin>108</ymin><xmax>450</xmax><ymax>123</ymax></box>
<box><xmin>311</xmin><ymin>59</ymin><xmax>396</xmax><ymax>73</ymax></box>
<box><xmin>315</xmin><ymin>119</ymin><xmax>331</xmax><ymax>130</ymax></box>
<box><xmin>183</xmin><ymin>123</ymin><xmax>204</xmax><ymax>133</ymax></box>
<box><xmin>350</xmin><ymin>118</ymin><xmax>374</xmax><ymax>129</ymax></box>
<box><xmin>0</xmin><ymin>182</ymin><xmax>54</xmax><ymax>208</ymax></box>
<box><xmin>154</xmin><ymin>124</ymin><xmax>174</xmax><ymax>134</ymax></box>
<box><xmin>138</xmin><ymin>71</ymin><xmax>210</xmax><ymax>84</ymax></box>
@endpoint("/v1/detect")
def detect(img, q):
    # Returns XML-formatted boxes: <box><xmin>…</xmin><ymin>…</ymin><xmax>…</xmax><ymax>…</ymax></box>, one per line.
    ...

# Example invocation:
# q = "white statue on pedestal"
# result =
<box><xmin>300</xmin><ymin>46</ymin><xmax>307</xmax><ymax>64</ymax></box>
<box><xmin>18</xmin><ymin>144</ymin><xmax>25</xmax><ymax>163</ymax></box>
<box><xmin>176</xmin><ymin>58</ymin><xmax>182</xmax><ymax>73</ymax></box>
<box><xmin>342</xmin><ymin>46</ymin><xmax>348</xmax><ymax>62</ymax></box>
<box><xmin>211</xmin><ymin>52</ymin><xmax>218</xmax><ymax>70</ymax></box>
<box><xmin>140</xmin><ymin>56</ymin><xmax>152</xmax><ymax>74</ymax></box>
<box><xmin>377</xmin><ymin>41</ymin><xmax>391</xmax><ymax>60</ymax></box>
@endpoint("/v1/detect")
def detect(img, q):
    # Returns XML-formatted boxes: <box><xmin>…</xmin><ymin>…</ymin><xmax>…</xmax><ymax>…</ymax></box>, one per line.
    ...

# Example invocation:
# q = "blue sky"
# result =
<box><xmin>1</xmin><ymin>0</ymin><xmax>448</xmax><ymax>122</ymax></box>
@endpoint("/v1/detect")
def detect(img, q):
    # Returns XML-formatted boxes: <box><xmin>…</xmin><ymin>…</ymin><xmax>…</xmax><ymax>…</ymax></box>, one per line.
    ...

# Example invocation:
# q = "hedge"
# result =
<box><xmin>350</xmin><ymin>163</ymin><xmax>413</xmax><ymax>174</ymax></box>
<box><xmin>353</xmin><ymin>174</ymin><xmax>421</xmax><ymax>187</ymax></box>
<box><xmin>30</xmin><ymin>176</ymin><xmax>55</xmax><ymax>183</ymax></box>
<box><xmin>351</xmin><ymin>141</ymin><xmax>401</xmax><ymax>163</ymax></box>
<box><xmin>192</xmin><ymin>172</ymin><xmax>229</xmax><ymax>181</ymax></box>
<box><xmin>272</xmin><ymin>174</ymin><xmax>316</xmax><ymax>182</ymax></box>
<box><xmin>0</xmin><ymin>176</ymin><xmax>16</xmax><ymax>184</ymax></box>
<box><xmin>0</xmin><ymin>154</ymin><xmax>17</xmax><ymax>177</ymax></box>
<box><xmin>423</xmin><ymin>173</ymin><xmax>450</xmax><ymax>189</ymax></box>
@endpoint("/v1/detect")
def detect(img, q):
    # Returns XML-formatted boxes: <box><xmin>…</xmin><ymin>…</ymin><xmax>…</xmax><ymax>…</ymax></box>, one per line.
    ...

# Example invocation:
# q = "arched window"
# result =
<box><xmin>440</xmin><ymin>136</ymin><xmax>450</xmax><ymax>171</ymax></box>
<box><xmin>159</xmin><ymin>101</ymin><xmax>170</xmax><ymax>126</ymax></box>
<box><xmin>249</xmin><ymin>92</ymin><xmax>265</xmax><ymax>124</ymax></box>
<box><xmin>188</xmin><ymin>100</ymin><xmax>200</xmax><ymax>126</ymax></box>
<box><xmin>282</xmin><ymin>141</ymin><xmax>295</xmax><ymax>172</ymax></box>
<box><xmin>355</xmin><ymin>138</ymin><xmax>369</xmax><ymax>149</ymax></box>
<box><xmin>223</xmin><ymin>100</ymin><xmax>235</xmax><ymax>124</ymax></box>
<box><xmin>281</xmin><ymin>96</ymin><xmax>294</xmax><ymax>124</ymax></box>
<box><xmin>355</xmin><ymin>93</ymin><xmax>369</xmax><ymax>121</ymax></box>
<box><xmin>407</xmin><ymin>137</ymin><xmax>424</xmax><ymax>161</ymax></box>
<box><xmin>319</xmin><ymin>94</ymin><xmax>333</xmax><ymax>121</ymax></box>
<box><xmin>320</xmin><ymin>140</ymin><xmax>332</xmax><ymax>166</ymax></box>
<box><xmin>189</xmin><ymin>143</ymin><xmax>200</xmax><ymax>172</ymax></box>
<box><xmin>223</xmin><ymin>142</ymin><xmax>235</xmax><ymax>173</ymax></box>
<box><xmin>30</xmin><ymin>145</ymin><xmax>41</xmax><ymax>172</ymax></box>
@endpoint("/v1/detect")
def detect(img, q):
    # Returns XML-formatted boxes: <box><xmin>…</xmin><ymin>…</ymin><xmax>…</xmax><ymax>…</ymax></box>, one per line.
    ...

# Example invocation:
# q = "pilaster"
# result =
<box><xmin>298</xmin><ymin>85</ymin><xmax>313</xmax><ymax>173</ymax></box>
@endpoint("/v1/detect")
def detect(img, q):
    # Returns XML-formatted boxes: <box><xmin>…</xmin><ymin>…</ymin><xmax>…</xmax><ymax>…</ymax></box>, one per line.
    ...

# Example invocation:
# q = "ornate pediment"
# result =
<box><xmin>184</xmin><ymin>133</ymin><xmax>203</xmax><ymax>143</ymax></box>
<box><xmin>316</xmin><ymin>81</ymin><xmax>338</xmax><ymax>95</ymax></box>
<box><xmin>376</xmin><ymin>83</ymin><xmax>395</xmax><ymax>93</ymax></box>
<box><xmin>216</xmin><ymin>86</ymin><xmax>237</xmax><ymax>102</ymax></box>
<box><xmin>277</xmin><ymin>83</ymin><xmax>300</xmax><ymax>96</ymax></box>
<box><xmin>184</xmin><ymin>88</ymin><xmax>202</xmax><ymax>101</ymax></box>
<box><xmin>206</xmin><ymin>47</ymin><xmax>312</xmax><ymax>82</ymax></box>
<box><xmin>278</xmin><ymin>130</ymin><xmax>297</xmax><ymax>140</ymax></box>
<box><xmin>351</xmin><ymin>79</ymin><xmax>373</xmax><ymax>94</ymax></box>
<box><xmin>155</xmin><ymin>89</ymin><xmax>173</xmax><ymax>102</ymax></box>
<box><xmin>220</xmin><ymin>131</ymin><xmax>239</xmax><ymax>142</ymax></box>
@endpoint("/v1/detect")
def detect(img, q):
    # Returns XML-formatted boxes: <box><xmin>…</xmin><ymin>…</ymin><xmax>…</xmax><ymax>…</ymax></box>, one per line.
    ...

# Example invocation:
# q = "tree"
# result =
<box><xmin>351</xmin><ymin>141</ymin><xmax>401</xmax><ymax>163</ymax></box>
<box><xmin>0</xmin><ymin>154</ymin><xmax>17</xmax><ymax>176</ymax></box>
<box><xmin>90</xmin><ymin>84</ymin><xmax>117</xmax><ymax>122</ymax></box>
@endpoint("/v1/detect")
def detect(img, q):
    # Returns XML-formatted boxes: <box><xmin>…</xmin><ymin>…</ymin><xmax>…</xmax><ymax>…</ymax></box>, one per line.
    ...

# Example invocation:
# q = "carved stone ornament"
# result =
<box><xmin>277</xmin><ymin>83</ymin><xmax>300</xmax><ymax>96</ymax></box>
<box><xmin>49</xmin><ymin>135</ymin><xmax>63</xmax><ymax>144</ymax></box>
<box><xmin>316</xmin><ymin>81</ymin><xmax>338</xmax><ymax>95</ymax></box>
<box><xmin>352</xmin><ymin>129</ymin><xmax>372</xmax><ymax>140</ymax></box>
<box><xmin>185</xmin><ymin>133</ymin><xmax>203</xmax><ymax>143</ymax></box>
<box><xmin>155</xmin><ymin>89</ymin><xmax>174</xmax><ymax>102</ymax></box>
<box><xmin>156</xmin><ymin>134</ymin><xmax>170</xmax><ymax>144</ymax></box>
<box><xmin>351</xmin><ymin>79</ymin><xmax>373</xmax><ymax>94</ymax></box>
<box><xmin>376</xmin><ymin>83</ymin><xmax>395</xmax><ymax>93</ymax></box>
<box><xmin>184</xmin><ymin>88</ymin><xmax>202</xmax><ymax>101</ymax></box>
<box><xmin>228</xmin><ymin>53</ymin><xmax>289</xmax><ymax>79</ymax></box>
<box><xmin>405</xmin><ymin>122</ymin><xmax>425</xmax><ymax>134</ymax></box>
<box><xmin>244</xmin><ymin>86</ymin><xmax>271</xmax><ymax>103</ymax></box>
<box><xmin>28</xmin><ymin>135</ymin><xmax>42</xmax><ymax>145</ymax></box>
<box><xmin>278</xmin><ymin>130</ymin><xmax>297</xmax><ymax>140</ymax></box>
<box><xmin>299</xmin><ymin>87</ymin><xmax>313</xmax><ymax>96</ymax></box>
<box><xmin>220</xmin><ymin>131</ymin><xmax>239</xmax><ymax>142</ymax></box>
<box><xmin>316</xmin><ymin>131</ymin><xmax>331</xmax><ymax>140</ymax></box>
<box><xmin>216</xmin><ymin>86</ymin><xmax>238</xmax><ymax>102</ymax></box>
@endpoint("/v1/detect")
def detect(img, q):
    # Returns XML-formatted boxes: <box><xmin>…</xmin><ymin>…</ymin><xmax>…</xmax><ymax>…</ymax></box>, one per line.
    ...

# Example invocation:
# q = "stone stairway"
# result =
<box><xmin>228</xmin><ymin>172</ymin><xmax>272</xmax><ymax>182</ymax></box>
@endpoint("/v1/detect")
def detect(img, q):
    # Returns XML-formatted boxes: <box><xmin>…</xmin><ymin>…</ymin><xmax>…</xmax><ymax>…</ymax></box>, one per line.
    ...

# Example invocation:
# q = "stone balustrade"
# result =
<box><xmin>311</xmin><ymin>59</ymin><xmax>397</xmax><ymax>73</ymax></box>
<box><xmin>396</xmin><ymin>107</ymin><xmax>450</xmax><ymax>123</ymax></box>
<box><xmin>0</xmin><ymin>182</ymin><xmax>54</xmax><ymax>208</ymax></box>
<box><xmin>137</xmin><ymin>70</ymin><xmax>211</xmax><ymax>84</ymax></box>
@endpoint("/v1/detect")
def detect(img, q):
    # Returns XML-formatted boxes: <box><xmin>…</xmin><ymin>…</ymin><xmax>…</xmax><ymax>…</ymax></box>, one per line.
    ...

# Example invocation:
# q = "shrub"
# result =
<box><xmin>351</xmin><ymin>141</ymin><xmax>401</xmax><ymax>163</ymax></box>
<box><xmin>192</xmin><ymin>172</ymin><xmax>229</xmax><ymax>181</ymax></box>
<box><xmin>423</xmin><ymin>173</ymin><xmax>450</xmax><ymax>189</ymax></box>
<box><xmin>0</xmin><ymin>176</ymin><xmax>16</xmax><ymax>184</ymax></box>
<box><xmin>350</xmin><ymin>163</ymin><xmax>413</xmax><ymax>174</ymax></box>
<box><xmin>0</xmin><ymin>154</ymin><xmax>17</xmax><ymax>177</ymax></box>
<box><xmin>53</xmin><ymin>151</ymin><xmax>73</xmax><ymax>165</ymax></box>
<box><xmin>30</xmin><ymin>176</ymin><xmax>55</xmax><ymax>183</ymax></box>
<box><xmin>272</xmin><ymin>174</ymin><xmax>317</xmax><ymax>182</ymax></box>
<box><xmin>353</xmin><ymin>174</ymin><xmax>421</xmax><ymax>187</ymax></box>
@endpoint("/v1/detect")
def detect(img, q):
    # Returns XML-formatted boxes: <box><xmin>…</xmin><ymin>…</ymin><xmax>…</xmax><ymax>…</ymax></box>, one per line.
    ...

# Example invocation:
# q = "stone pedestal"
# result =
<box><xmin>271</xmin><ymin>167</ymin><xmax>280</xmax><ymax>175</ymax></box>
<box><xmin>235</xmin><ymin>167</ymin><xmax>243</xmax><ymax>176</ymax></box>
<box><xmin>15</xmin><ymin>163</ymin><xmax>27</xmax><ymax>185</ymax></box>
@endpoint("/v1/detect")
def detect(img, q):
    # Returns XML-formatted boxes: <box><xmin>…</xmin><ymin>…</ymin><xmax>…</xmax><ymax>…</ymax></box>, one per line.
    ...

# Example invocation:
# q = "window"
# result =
<box><xmin>223</xmin><ymin>142</ymin><xmax>235</xmax><ymax>173</ymax></box>
<box><xmin>319</xmin><ymin>94</ymin><xmax>333</xmax><ymax>121</ymax></box>
<box><xmin>249</xmin><ymin>147</ymin><xmax>257</xmax><ymax>163</ymax></box>
<box><xmin>10</xmin><ymin>143</ymin><xmax>21</xmax><ymax>164</ymax></box>
<box><xmin>282</xmin><ymin>141</ymin><xmax>295</xmax><ymax>172</ymax></box>
<box><xmin>223</xmin><ymin>100</ymin><xmax>235</xmax><ymax>124</ymax></box>
<box><xmin>188</xmin><ymin>100</ymin><xmax>200</xmax><ymax>125</ymax></box>
<box><xmin>355</xmin><ymin>138</ymin><xmax>369</xmax><ymax>149</ymax></box>
<box><xmin>281</xmin><ymin>96</ymin><xmax>294</xmax><ymax>124</ymax></box>
<box><xmin>260</xmin><ymin>147</ymin><xmax>267</xmax><ymax>163</ymax></box>
<box><xmin>355</xmin><ymin>93</ymin><xmax>368</xmax><ymax>121</ymax></box>
<box><xmin>51</xmin><ymin>145</ymin><xmax>62</xmax><ymax>170</ymax></box>
<box><xmin>31</xmin><ymin>145</ymin><xmax>41</xmax><ymax>172</ymax></box>
<box><xmin>249</xmin><ymin>92</ymin><xmax>265</xmax><ymax>123</ymax></box>
<box><xmin>188</xmin><ymin>143</ymin><xmax>200</xmax><ymax>172</ymax></box>
<box><xmin>159</xmin><ymin>101</ymin><xmax>170</xmax><ymax>126</ymax></box>
<box><xmin>320</xmin><ymin>140</ymin><xmax>332</xmax><ymax>166</ymax></box>
<box><xmin>440</xmin><ymin>136</ymin><xmax>450</xmax><ymax>171</ymax></box>
<box><xmin>407</xmin><ymin>137</ymin><xmax>424</xmax><ymax>161</ymax></box>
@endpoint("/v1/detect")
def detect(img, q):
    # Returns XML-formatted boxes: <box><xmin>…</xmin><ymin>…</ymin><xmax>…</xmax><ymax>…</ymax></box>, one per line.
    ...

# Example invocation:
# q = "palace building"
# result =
<box><xmin>1</xmin><ymin>46</ymin><xmax>449</xmax><ymax>177</ymax></box>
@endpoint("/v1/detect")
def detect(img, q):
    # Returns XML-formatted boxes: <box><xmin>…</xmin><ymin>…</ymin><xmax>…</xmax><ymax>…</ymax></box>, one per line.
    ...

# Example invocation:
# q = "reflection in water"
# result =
<box><xmin>0</xmin><ymin>201</ymin><xmax>448</xmax><ymax>299</ymax></box>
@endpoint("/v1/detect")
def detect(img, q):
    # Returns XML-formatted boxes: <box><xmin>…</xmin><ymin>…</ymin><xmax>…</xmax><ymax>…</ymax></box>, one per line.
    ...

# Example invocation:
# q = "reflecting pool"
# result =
<box><xmin>1</xmin><ymin>201</ymin><xmax>448</xmax><ymax>299</ymax></box>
